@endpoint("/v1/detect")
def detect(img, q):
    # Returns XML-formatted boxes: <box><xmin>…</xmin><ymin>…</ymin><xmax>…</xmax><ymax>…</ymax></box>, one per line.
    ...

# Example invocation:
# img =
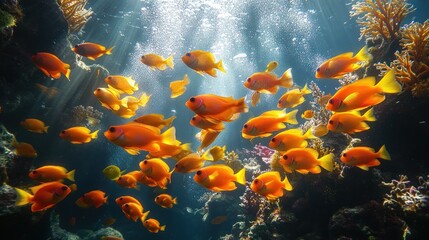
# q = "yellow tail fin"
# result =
<box><xmin>105</xmin><ymin>46</ymin><xmax>114</xmax><ymax>55</ymax></box>
<box><xmin>319</xmin><ymin>153</ymin><xmax>334</xmax><ymax>172</ymax></box>
<box><xmin>362</xmin><ymin>107</ymin><xmax>376</xmax><ymax>122</ymax></box>
<box><xmin>285</xmin><ymin>109</ymin><xmax>298</xmax><ymax>125</ymax></box>
<box><xmin>140</xmin><ymin>210</ymin><xmax>150</xmax><ymax>224</ymax></box>
<box><xmin>375</xmin><ymin>69</ymin><xmax>402</xmax><ymax>94</ymax></box>
<box><xmin>90</xmin><ymin>130</ymin><xmax>99</xmax><ymax>139</ymax></box>
<box><xmin>354</xmin><ymin>45</ymin><xmax>373</xmax><ymax>63</ymax></box>
<box><xmin>67</xmin><ymin>169</ymin><xmax>76</xmax><ymax>181</ymax></box>
<box><xmin>378</xmin><ymin>145</ymin><xmax>391</xmax><ymax>160</ymax></box>
<box><xmin>164</xmin><ymin>116</ymin><xmax>176</xmax><ymax>128</ymax></box>
<box><xmin>160</xmin><ymin>225</ymin><xmax>166</xmax><ymax>231</ymax></box>
<box><xmin>138</xmin><ymin>92</ymin><xmax>151</xmax><ymax>107</ymax></box>
<box><xmin>217</xmin><ymin>60</ymin><xmax>226</xmax><ymax>73</ymax></box>
<box><xmin>234</xmin><ymin>168</ymin><xmax>246</xmax><ymax>185</ymax></box>
<box><xmin>15</xmin><ymin>187</ymin><xmax>33</xmax><ymax>206</ymax></box>
<box><xmin>300</xmin><ymin>83</ymin><xmax>312</xmax><ymax>95</ymax></box>
<box><xmin>279</xmin><ymin>68</ymin><xmax>293</xmax><ymax>88</ymax></box>
<box><xmin>44</xmin><ymin>126</ymin><xmax>49</xmax><ymax>133</ymax></box>
<box><xmin>282</xmin><ymin>176</ymin><xmax>293</xmax><ymax>191</ymax></box>
<box><xmin>303</xmin><ymin>127</ymin><xmax>317</xmax><ymax>139</ymax></box>
<box><xmin>161</xmin><ymin>127</ymin><xmax>177</xmax><ymax>145</ymax></box>
<box><xmin>165</xmin><ymin>55</ymin><xmax>174</xmax><ymax>69</ymax></box>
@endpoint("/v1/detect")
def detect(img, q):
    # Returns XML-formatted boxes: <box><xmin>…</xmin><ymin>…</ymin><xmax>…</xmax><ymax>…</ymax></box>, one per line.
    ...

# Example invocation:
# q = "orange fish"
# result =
<box><xmin>250</xmin><ymin>171</ymin><xmax>293</xmax><ymax>201</ymax></box>
<box><xmin>340</xmin><ymin>145</ymin><xmax>391</xmax><ymax>171</ymax></box>
<box><xmin>242</xmin><ymin>109</ymin><xmax>298</xmax><ymax>140</ymax></box>
<box><xmin>312</xmin><ymin>124</ymin><xmax>329</xmax><ymax>137</ymax></box>
<box><xmin>154</xmin><ymin>193</ymin><xmax>177</xmax><ymax>208</ymax></box>
<box><xmin>170</xmin><ymin>74</ymin><xmax>190</xmax><ymax>98</ymax></box>
<box><xmin>75</xmin><ymin>190</ymin><xmax>108</xmax><ymax>208</ymax></box>
<box><xmin>141</xmin><ymin>53</ymin><xmax>174</xmax><ymax>70</ymax></box>
<box><xmin>104</xmin><ymin>123</ymin><xmax>178</xmax><ymax>155</ymax></box>
<box><xmin>35</xmin><ymin>83</ymin><xmax>60</xmax><ymax>99</ymax></box>
<box><xmin>105</xmin><ymin>75</ymin><xmax>138</xmax><ymax>94</ymax></box>
<box><xmin>111</xmin><ymin>105</ymin><xmax>137</xmax><ymax>119</ymax></box>
<box><xmin>326</xmin><ymin>70</ymin><xmax>401</xmax><ymax>112</ymax></box>
<box><xmin>103</xmin><ymin>217</ymin><xmax>117</xmax><ymax>226</ymax></box>
<box><xmin>13</xmin><ymin>141</ymin><xmax>37</xmax><ymax>158</ymax></box>
<box><xmin>143</xmin><ymin>218</ymin><xmax>166</xmax><ymax>233</ymax></box>
<box><xmin>121</xmin><ymin>202</ymin><xmax>150</xmax><ymax>224</ymax></box>
<box><xmin>186</xmin><ymin>94</ymin><xmax>248</xmax><ymax>122</ymax></box>
<box><xmin>115</xmin><ymin>173</ymin><xmax>139</xmax><ymax>189</ymax></box>
<box><xmin>315</xmin><ymin>46</ymin><xmax>372</xmax><ymax>79</ymax></box>
<box><xmin>59</xmin><ymin>126</ymin><xmax>98</xmax><ymax>144</ymax></box>
<box><xmin>139</xmin><ymin>158</ymin><xmax>172</xmax><ymax>189</ymax></box>
<box><xmin>72</xmin><ymin>42</ymin><xmax>113</xmax><ymax>60</ymax></box>
<box><xmin>193</xmin><ymin>165</ymin><xmax>245</xmax><ymax>192</ymax></box>
<box><xmin>195</xmin><ymin>129</ymin><xmax>221</xmax><ymax>150</ymax></box>
<box><xmin>277</xmin><ymin>84</ymin><xmax>312</xmax><ymax>109</ymax></box>
<box><xmin>21</xmin><ymin>118</ymin><xmax>49</xmax><ymax>133</ymax></box>
<box><xmin>269</xmin><ymin>128</ymin><xmax>316</xmax><ymax>152</ymax></box>
<box><xmin>210</xmin><ymin>215</ymin><xmax>228</xmax><ymax>225</ymax></box>
<box><xmin>182</xmin><ymin>50</ymin><xmax>225</xmax><ymax>77</ymax></box>
<box><xmin>32</xmin><ymin>52</ymin><xmax>70</xmax><ymax>80</ymax></box>
<box><xmin>121</xmin><ymin>93</ymin><xmax>151</xmax><ymax>112</ymax></box>
<box><xmin>69</xmin><ymin>183</ymin><xmax>77</xmax><ymax>192</ymax></box>
<box><xmin>29</xmin><ymin>165</ymin><xmax>75</xmax><ymax>182</ymax></box>
<box><xmin>134</xmin><ymin>114</ymin><xmax>176</xmax><ymax>129</ymax></box>
<box><xmin>190</xmin><ymin>115</ymin><xmax>225</xmax><ymax>131</ymax></box>
<box><xmin>202</xmin><ymin>145</ymin><xmax>226</xmax><ymax>162</ymax></box>
<box><xmin>15</xmin><ymin>182</ymin><xmax>71</xmax><ymax>212</ymax></box>
<box><xmin>301</xmin><ymin>110</ymin><xmax>315</xmax><ymax>120</ymax></box>
<box><xmin>174</xmin><ymin>153</ymin><xmax>211</xmax><ymax>173</ymax></box>
<box><xmin>115</xmin><ymin>196</ymin><xmax>142</xmax><ymax>207</ymax></box>
<box><xmin>93</xmin><ymin>87</ymin><xmax>122</xmax><ymax>111</ymax></box>
<box><xmin>328</xmin><ymin>108</ymin><xmax>376</xmax><ymax>134</ymax></box>
<box><xmin>279</xmin><ymin>148</ymin><xmax>334</xmax><ymax>174</ymax></box>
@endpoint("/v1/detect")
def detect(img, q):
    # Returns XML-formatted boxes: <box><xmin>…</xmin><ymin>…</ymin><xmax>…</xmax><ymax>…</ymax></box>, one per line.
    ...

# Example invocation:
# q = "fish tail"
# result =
<box><xmin>161</xmin><ymin>127</ymin><xmax>177</xmax><ymax>145</ymax></box>
<box><xmin>303</xmin><ymin>127</ymin><xmax>317</xmax><ymax>139</ymax></box>
<box><xmin>160</xmin><ymin>225</ymin><xmax>166</xmax><ymax>231</ymax></box>
<box><xmin>362</xmin><ymin>107</ymin><xmax>376</xmax><ymax>122</ymax></box>
<box><xmin>134</xmin><ymin>82</ymin><xmax>139</xmax><ymax>91</ymax></box>
<box><xmin>165</xmin><ymin>55</ymin><xmax>175</xmax><ymax>69</ymax></box>
<box><xmin>67</xmin><ymin>169</ymin><xmax>76</xmax><ymax>181</ymax></box>
<box><xmin>282</xmin><ymin>175</ymin><xmax>293</xmax><ymax>191</ymax></box>
<box><xmin>234</xmin><ymin>168</ymin><xmax>246</xmax><ymax>185</ymax></box>
<box><xmin>105</xmin><ymin>46</ymin><xmax>114</xmax><ymax>55</ymax></box>
<box><xmin>44</xmin><ymin>126</ymin><xmax>49</xmax><ymax>133</ymax></box>
<box><xmin>279</xmin><ymin>68</ymin><xmax>293</xmax><ymax>88</ymax></box>
<box><xmin>354</xmin><ymin>45</ymin><xmax>373</xmax><ymax>63</ymax></box>
<box><xmin>173</xmin><ymin>197</ymin><xmax>178</xmax><ymax>205</ymax></box>
<box><xmin>164</xmin><ymin>116</ymin><xmax>176</xmax><ymax>127</ymax></box>
<box><xmin>183</xmin><ymin>74</ymin><xmax>190</xmax><ymax>84</ymax></box>
<box><xmin>375</xmin><ymin>69</ymin><xmax>402</xmax><ymax>94</ymax></box>
<box><xmin>63</xmin><ymin>65</ymin><xmax>71</xmax><ymax>81</ymax></box>
<box><xmin>284</xmin><ymin>109</ymin><xmax>298</xmax><ymax>125</ymax></box>
<box><xmin>216</xmin><ymin>60</ymin><xmax>226</xmax><ymax>73</ymax></box>
<box><xmin>377</xmin><ymin>145</ymin><xmax>391</xmax><ymax>160</ymax></box>
<box><xmin>138</xmin><ymin>92</ymin><xmax>151</xmax><ymax>107</ymax></box>
<box><xmin>202</xmin><ymin>149</ymin><xmax>214</xmax><ymax>161</ymax></box>
<box><xmin>300</xmin><ymin>83</ymin><xmax>312</xmax><ymax>95</ymax></box>
<box><xmin>235</xmin><ymin>97</ymin><xmax>249</xmax><ymax>113</ymax></box>
<box><xmin>140</xmin><ymin>210</ymin><xmax>150</xmax><ymax>224</ymax></box>
<box><xmin>90</xmin><ymin>130</ymin><xmax>99</xmax><ymax>139</ymax></box>
<box><xmin>14</xmin><ymin>187</ymin><xmax>33</xmax><ymax>206</ymax></box>
<box><xmin>318</xmin><ymin>153</ymin><xmax>334</xmax><ymax>172</ymax></box>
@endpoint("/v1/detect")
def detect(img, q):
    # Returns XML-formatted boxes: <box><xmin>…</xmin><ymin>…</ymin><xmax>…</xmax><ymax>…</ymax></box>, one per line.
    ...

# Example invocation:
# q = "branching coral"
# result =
<box><xmin>57</xmin><ymin>0</ymin><xmax>93</xmax><ymax>33</ymax></box>
<box><xmin>350</xmin><ymin>0</ymin><xmax>415</xmax><ymax>47</ymax></box>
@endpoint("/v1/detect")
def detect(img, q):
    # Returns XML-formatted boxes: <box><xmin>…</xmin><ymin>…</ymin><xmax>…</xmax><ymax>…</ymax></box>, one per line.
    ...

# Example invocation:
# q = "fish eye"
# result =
<box><xmin>196</xmin><ymin>170</ymin><xmax>202</xmax><ymax>175</ymax></box>
<box><xmin>271</xmin><ymin>138</ymin><xmax>276</xmax><ymax>142</ymax></box>
<box><xmin>283</xmin><ymin>155</ymin><xmax>288</xmax><ymax>160</ymax></box>
<box><xmin>254</xmin><ymin>179</ymin><xmax>259</xmax><ymax>184</ymax></box>
<box><xmin>186</xmin><ymin>53</ymin><xmax>191</xmax><ymax>57</ymax></box>
<box><xmin>124</xmin><ymin>204</ymin><xmax>129</xmax><ymax>208</ymax></box>
<box><xmin>61</xmin><ymin>186</ymin><xmax>68</xmax><ymax>191</ymax></box>
<box><xmin>118</xmin><ymin>176</ymin><xmax>122</xmax><ymax>180</ymax></box>
<box><xmin>343</xmin><ymin>153</ymin><xmax>347</xmax><ymax>157</ymax></box>
<box><xmin>189</xmin><ymin>97</ymin><xmax>195</xmax><ymax>102</ymax></box>
<box><xmin>155</xmin><ymin>196</ymin><xmax>159</xmax><ymax>200</ymax></box>
<box><xmin>247</xmin><ymin>78</ymin><xmax>251</xmax><ymax>82</ymax></box>
<box><xmin>329</xmin><ymin>99</ymin><xmax>334</xmax><ymax>104</ymax></box>
<box><xmin>316</xmin><ymin>68</ymin><xmax>320</xmax><ymax>72</ymax></box>
<box><xmin>143</xmin><ymin>160</ymin><xmax>148</xmax><ymax>165</ymax></box>
<box><xmin>96</xmin><ymin>88</ymin><xmax>101</xmax><ymax>91</ymax></box>
<box><xmin>109</xmin><ymin>127</ymin><xmax>115</xmax><ymax>132</ymax></box>
<box><xmin>329</xmin><ymin>120</ymin><xmax>333</xmax><ymax>125</ymax></box>
<box><xmin>191</xmin><ymin>117</ymin><xmax>196</xmax><ymax>121</ymax></box>
<box><xmin>108</xmin><ymin>76</ymin><xmax>112</xmax><ymax>79</ymax></box>
<box><xmin>119</xmin><ymin>197</ymin><xmax>123</xmax><ymax>200</ymax></box>
<box><xmin>32</xmin><ymin>170</ymin><xmax>37</xmax><ymax>174</ymax></box>
<box><xmin>141</xmin><ymin>55</ymin><xmax>145</xmax><ymax>58</ymax></box>
<box><xmin>243</xmin><ymin>124</ymin><xmax>248</xmax><ymax>129</ymax></box>
<box><xmin>61</xmin><ymin>130</ymin><xmax>66</xmax><ymax>134</ymax></box>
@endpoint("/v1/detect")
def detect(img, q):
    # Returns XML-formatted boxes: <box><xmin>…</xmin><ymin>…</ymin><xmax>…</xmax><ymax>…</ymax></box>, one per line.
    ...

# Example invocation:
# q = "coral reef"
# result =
<box><xmin>69</xmin><ymin>105</ymin><xmax>103</xmax><ymax>128</ymax></box>
<box><xmin>57</xmin><ymin>0</ymin><xmax>93</xmax><ymax>33</ymax></box>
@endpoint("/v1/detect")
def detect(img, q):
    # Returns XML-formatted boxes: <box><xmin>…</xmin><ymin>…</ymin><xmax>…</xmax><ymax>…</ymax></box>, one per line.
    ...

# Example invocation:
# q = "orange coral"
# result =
<box><xmin>350</xmin><ymin>0</ymin><xmax>415</xmax><ymax>46</ymax></box>
<box><xmin>57</xmin><ymin>0</ymin><xmax>93</xmax><ymax>33</ymax></box>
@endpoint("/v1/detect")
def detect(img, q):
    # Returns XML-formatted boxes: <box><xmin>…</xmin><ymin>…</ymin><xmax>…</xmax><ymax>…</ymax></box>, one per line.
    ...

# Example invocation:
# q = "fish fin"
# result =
<box><xmin>67</xmin><ymin>169</ymin><xmax>76</xmax><ymax>181</ymax></box>
<box><xmin>202</xmin><ymin>150</ymin><xmax>214</xmax><ymax>161</ymax></box>
<box><xmin>366</xmin><ymin>159</ymin><xmax>381</xmax><ymax>167</ymax></box>
<box><xmin>351</xmin><ymin>76</ymin><xmax>376</xmax><ymax>87</ymax></box>
<box><xmin>362</xmin><ymin>107</ymin><xmax>376</xmax><ymax>122</ymax></box>
<box><xmin>32</xmin><ymin>203</ymin><xmax>54</xmax><ymax>212</ymax></box>
<box><xmin>160</xmin><ymin>225</ymin><xmax>166</xmax><ymax>231</ymax></box>
<box><xmin>234</xmin><ymin>168</ymin><xmax>246</xmax><ymax>185</ymax></box>
<box><xmin>14</xmin><ymin>188</ymin><xmax>33</xmax><ymax>206</ymax></box>
<box><xmin>342</xmin><ymin>92</ymin><xmax>360</xmax><ymax>104</ymax></box>
<box><xmin>377</xmin><ymin>145</ymin><xmax>391</xmax><ymax>160</ymax></box>
<box><xmin>251</xmin><ymin>91</ymin><xmax>261</xmax><ymax>107</ymax></box>
<box><xmin>38</xmin><ymin>67</ymin><xmax>51</xmax><ymax>78</ymax></box>
<box><xmin>205</xmin><ymin>68</ymin><xmax>218</xmax><ymax>77</ymax></box>
<box><xmin>64</xmin><ymin>67</ymin><xmax>71</xmax><ymax>81</ymax></box>
<box><xmin>209</xmin><ymin>171</ymin><xmax>220</xmax><ymax>182</ymax></box>
<box><xmin>164</xmin><ymin>116</ymin><xmax>176</xmax><ymax>128</ymax></box>
<box><xmin>88</xmin><ymin>56</ymin><xmax>96</xmax><ymax>61</ymax></box>
<box><xmin>300</xmin><ymin>83</ymin><xmax>311</xmax><ymax>95</ymax></box>
<box><xmin>296</xmin><ymin>169</ymin><xmax>309</xmax><ymax>174</ymax></box>
<box><xmin>282</xmin><ymin>176</ymin><xmax>293</xmax><ymax>191</ymax></box>
<box><xmin>285</xmin><ymin>109</ymin><xmax>298</xmax><ymax>125</ymax></box>
<box><xmin>319</xmin><ymin>153</ymin><xmax>334</xmax><ymax>172</ymax></box>
<box><xmin>105</xmin><ymin>46</ymin><xmax>114</xmax><ymax>55</ymax></box>
<box><xmin>70</xmin><ymin>141</ymin><xmax>83</xmax><ymax>144</ymax></box>
<box><xmin>361</xmin><ymin>93</ymin><xmax>386</xmax><ymax>107</ymax></box>
<box><xmin>356</xmin><ymin>165</ymin><xmax>369</xmax><ymax>171</ymax></box>
<box><xmin>309</xmin><ymin>166</ymin><xmax>322</xmax><ymax>174</ymax></box>
<box><xmin>303</xmin><ymin>127</ymin><xmax>317</xmax><ymax>139</ymax></box>
<box><xmin>124</xmin><ymin>147</ymin><xmax>140</xmax><ymax>155</ymax></box>
<box><xmin>267</xmin><ymin>86</ymin><xmax>279</xmax><ymax>94</ymax></box>
<box><xmin>279</xmin><ymin>68</ymin><xmax>293</xmax><ymax>88</ymax></box>
<box><xmin>165</xmin><ymin>55</ymin><xmax>174</xmax><ymax>69</ymax></box>
<box><xmin>353</xmin><ymin>45</ymin><xmax>373</xmax><ymax>63</ymax></box>
<box><xmin>375</xmin><ymin>69</ymin><xmax>402</xmax><ymax>94</ymax></box>
<box><xmin>158</xmin><ymin>63</ymin><xmax>168</xmax><ymax>70</ymax></box>
<box><xmin>216</xmin><ymin>60</ymin><xmax>225</xmax><ymax>73</ymax></box>
<box><xmin>90</xmin><ymin>130</ymin><xmax>99</xmax><ymax>139</ymax></box>
<box><xmin>161</xmin><ymin>127</ymin><xmax>177</xmax><ymax>145</ymax></box>
<box><xmin>138</xmin><ymin>92</ymin><xmax>151</xmax><ymax>107</ymax></box>
<box><xmin>173</xmin><ymin>197</ymin><xmax>178</xmax><ymax>205</ymax></box>
<box><xmin>51</xmin><ymin>72</ymin><xmax>62</xmax><ymax>79</ymax></box>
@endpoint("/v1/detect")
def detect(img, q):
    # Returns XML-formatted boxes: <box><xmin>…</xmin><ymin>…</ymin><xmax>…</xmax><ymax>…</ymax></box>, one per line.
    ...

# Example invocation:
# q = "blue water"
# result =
<box><xmin>4</xmin><ymin>0</ymin><xmax>429</xmax><ymax>239</ymax></box>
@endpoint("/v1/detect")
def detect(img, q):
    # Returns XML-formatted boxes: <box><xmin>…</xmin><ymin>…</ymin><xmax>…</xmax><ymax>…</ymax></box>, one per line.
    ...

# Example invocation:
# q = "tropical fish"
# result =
<box><xmin>269</xmin><ymin>128</ymin><xmax>316</xmax><ymax>152</ymax></box>
<box><xmin>202</xmin><ymin>145</ymin><xmax>226</xmax><ymax>161</ymax></box>
<box><xmin>277</xmin><ymin>84</ymin><xmax>312</xmax><ymax>109</ymax></box>
<box><xmin>102</xmin><ymin>165</ymin><xmax>126</xmax><ymax>181</ymax></box>
<box><xmin>170</xmin><ymin>74</ymin><xmax>190</xmax><ymax>98</ymax></box>
<box><xmin>265</xmin><ymin>61</ymin><xmax>278</xmax><ymax>72</ymax></box>
<box><xmin>317</xmin><ymin>93</ymin><xmax>332</xmax><ymax>106</ymax></box>
<box><xmin>210</xmin><ymin>215</ymin><xmax>228</xmax><ymax>225</ymax></box>
<box><xmin>301</xmin><ymin>110</ymin><xmax>315</xmax><ymax>120</ymax></box>
<box><xmin>29</xmin><ymin>165</ymin><xmax>75</xmax><ymax>182</ymax></box>
<box><xmin>326</xmin><ymin>69</ymin><xmax>401</xmax><ymax>112</ymax></box>
<box><xmin>115</xmin><ymin>196</ymin><xmax>142</xmax><ymax>207</ymax></box>
<box><xmin>13</xmin><ymin>141</ymin><xmax>37</xmax><ymax>158</ymax></box>
<box><xmin>139</xmin><ymin>158</ymin><xmax>172</xmax><ymax>189</ymax></box>
<box><xmin>143</xmin><ymin>218</ymin><xmax>166</xmax><ymax>233</ymax></box>
<box><xmin>154</xmin><ymin>193</ymin><xmax>177</xmax><ymax>208</ymax></box>
<box><xmin>35</xmin><ymin>83</ymin><xmax>59</xmax><ymax>99</ymax></box>
<box><xmin>186</xmin><ymin>94</ymin><xmax>248</xmax><ymax>122</ymax></box>
<box><xmin>340</xmin><ymin>145</ymin><xmax>391</xmax><ymax>170</ymax></box>
<box><xmin>32</xmin><ymin>52</ymin><xmax>70</xmax><ymax>80</ymax></box>
<box><xmin>328</xmin><ymin>108</ymin><xmax>376</xmax><ymax>134</ymax></box>
<box><xmin>312</xmin><ymin>124</ymin><xmax>329</xmax><ymax>137</ymax></box>
<box><xmin>69</xmin><ymin>183</ymin><xmax>77</xmax><ymax>192</ymax></box>
<box><xmin>182</xmin><ymin>50</ymin><xmax>225</xmax><ymax>77</ymax></box>
<box><xmin>115</xmin><ymin>173</ymin><xmax>139</xmax><ymax>189</ymax></box>
<box><xmin>174</xmin><ymin>153</ymin><xmax>210</xmax><ymax>173</ymax></box>
<box><xmin>105</xmin><ymin>75</ymin><xmax>138</xmax><ymax>94</ymax></box>
<box><xmin>141</xmin><ymin>53</ymin><xmax>174</xmax><ymax>70</ymax></box>
<box><xmin>121</xmin><ymin>202</ymin><xmax>150</xmax><ymax>224</ymax></box>
<box><xmin>134</xmin><ymin>114</ymin><xmax>176</xmax><ymax>129</ymax></box>
<box><xmin>111</xmin><ymin>105</ymin><xmax>137</xmax><ymax>119</ymax></box>
<box><xmin>189</xmin><ymin>115</ymin><xmax>224</xmax><ymax>131</ymax></box>
<box><xmin>94</xmin><ymin>87</ymin><xmax>122</xmax><ymax>111</ymax></box>
<box><xmin>242</xmin><ymin>109</ymin><xmax>298</xmax><ymax>140</ymax></box>
<box><xmin>15</xmin><ymin>182</ymin><xmax>71</xmax><ymax>212</ymax></box>
<box><xmin>121</xmin><ymin>93</ymin><xmax>151</xmax><ymax>111</ymax></box>
<box><xmin>195</xmin><ymin>129</ymin><xmax>221</xmax><ymax>150</ymax></box>
<box><xmin>315</xmin><ymin>46</ymin><xmax>373</xmax><ymax>79</ymax></box>
<box><xmin>279</xmin><ymin>148</ymin><xmax>334</xmax><ymax>174</ymax></box>
<box><xmin>59</xmin><ymin>126</ymin><xmax>98</xmax><ymax>144</ymax></box>
<box><xmin>193</xmin><ymin>165</ymin><xmax>245</xmax><ymax>192</ymax></box>
<box><xmin>75</xmin><ymin>190</ymin><xmax>108</xmax><ymax>208</ymax></box>
<box><xmin>72</xmin><ymin>42</ymin><xmax>113</xmax><ymax>60</ymax></box>
<box><xmin>103</xmin><ymin>217</ymin><xmax>117</xmax><ymax>226</ymax></box>
<box><xmin>104</xmin><ymin>123</ymin><xmax>178</xmax><ymax>155</ymax></box>
<box><xmin>20</xmin><ymin>118</ymin><xmax>49</xmax><ymax>133</ymax></box>
<box><xmin>250</xmin><ymin>171</ymin><xmax>293</xmax><ymax>201</ymax></box>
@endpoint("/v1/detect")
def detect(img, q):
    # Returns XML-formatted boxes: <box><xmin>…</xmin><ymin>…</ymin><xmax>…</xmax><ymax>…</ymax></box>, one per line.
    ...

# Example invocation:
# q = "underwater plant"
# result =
<box><xmin>0</xmin><ymin>9</ymin><xmax>16</xmax><ymax>29</ymax></box>
<box><xmin>57</xmin><ymin>0</ymin><xmax>93</xmax><ymax>33</ymax></box>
